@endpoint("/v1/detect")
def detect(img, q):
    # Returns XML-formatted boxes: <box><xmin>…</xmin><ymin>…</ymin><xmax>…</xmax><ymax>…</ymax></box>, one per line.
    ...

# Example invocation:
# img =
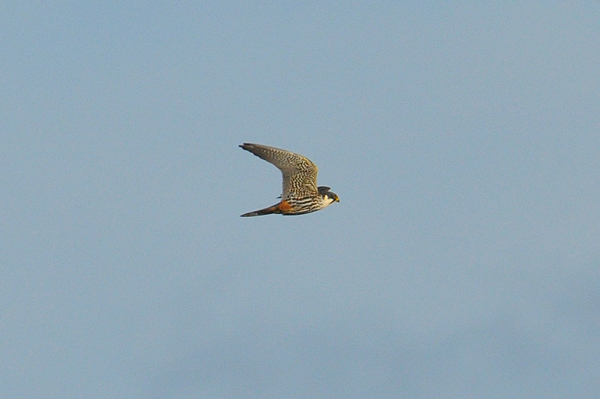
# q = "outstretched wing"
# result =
<box><xmin>240</xmin><ymin>143</ymin><xmax>319</xmax><ymax>200</ymax></box>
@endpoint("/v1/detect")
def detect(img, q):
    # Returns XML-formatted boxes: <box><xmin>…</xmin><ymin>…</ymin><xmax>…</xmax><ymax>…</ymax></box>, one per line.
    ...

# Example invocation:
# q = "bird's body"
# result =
<box><xmin>239</xmin><ymin>143</ymin><xmax>339</xmax><ymax>217</ymax></box>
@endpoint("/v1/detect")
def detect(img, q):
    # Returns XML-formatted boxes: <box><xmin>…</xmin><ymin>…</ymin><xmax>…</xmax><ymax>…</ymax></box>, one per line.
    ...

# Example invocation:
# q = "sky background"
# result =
<box><xmin>2</xmin><ymin>1</ymin><xmax>599</xmax><ymax>398</ymax></box>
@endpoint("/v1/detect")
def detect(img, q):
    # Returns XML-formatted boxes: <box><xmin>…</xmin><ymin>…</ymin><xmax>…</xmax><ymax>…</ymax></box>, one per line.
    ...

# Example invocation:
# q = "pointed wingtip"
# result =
<box><xmin>239</xmin><ymin>143</ymin><xmax>253</xmax><ymax>153</ymax></box>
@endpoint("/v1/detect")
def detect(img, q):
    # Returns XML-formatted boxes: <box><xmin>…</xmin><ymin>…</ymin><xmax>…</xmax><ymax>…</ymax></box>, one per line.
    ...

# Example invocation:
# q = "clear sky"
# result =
<box><xmin>2</xmin><ymin>2</ymin><xmax>599</xmax><ymax>398</ymax></box>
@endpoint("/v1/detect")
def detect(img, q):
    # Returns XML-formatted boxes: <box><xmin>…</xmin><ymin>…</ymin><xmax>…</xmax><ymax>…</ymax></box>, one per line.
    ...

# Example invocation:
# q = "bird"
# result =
<box><xmin>239</xmin><ymin>143</ymin><xmax>339</xmax><ymax>217</ymax></box>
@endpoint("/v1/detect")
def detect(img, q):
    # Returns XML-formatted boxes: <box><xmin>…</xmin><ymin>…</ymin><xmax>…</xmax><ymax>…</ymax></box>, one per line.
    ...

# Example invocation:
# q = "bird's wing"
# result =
<box><xmin>240</xmin><ymin>143</ymin><xmax>319</xmax><ymax>199</ymax></box>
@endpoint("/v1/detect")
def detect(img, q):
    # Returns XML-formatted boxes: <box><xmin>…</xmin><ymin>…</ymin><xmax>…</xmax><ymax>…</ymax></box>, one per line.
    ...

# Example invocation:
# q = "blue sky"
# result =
<box><xmin>2</xmin><ymin>2</ymin><xmax>599</xmax><ymax>398</ymax></box>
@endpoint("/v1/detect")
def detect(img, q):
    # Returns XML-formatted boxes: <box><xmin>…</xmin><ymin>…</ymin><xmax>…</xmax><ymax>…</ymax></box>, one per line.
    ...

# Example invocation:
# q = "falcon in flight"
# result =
<box><xmin>239</xmin><ymin>143</ymin><xmax>339</xmax><ymax>217</ymax></box>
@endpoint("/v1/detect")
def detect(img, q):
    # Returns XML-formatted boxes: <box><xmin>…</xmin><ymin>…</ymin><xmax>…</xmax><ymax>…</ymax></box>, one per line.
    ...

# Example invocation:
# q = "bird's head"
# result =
<box><xmin>318</xmin><ymin>186</ymin><xmax>340</xmax><ymax>205</ymax></box>
<box><xmin>328</xmin><ymin>192</ymin><xmax>340</xmax><ymax>203</ymax></box>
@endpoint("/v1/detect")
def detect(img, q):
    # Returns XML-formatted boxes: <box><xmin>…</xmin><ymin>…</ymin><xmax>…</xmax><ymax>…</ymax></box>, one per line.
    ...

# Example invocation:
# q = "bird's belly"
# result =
<box><xmin>277</xmin><ymin>200</ymin><xmax>293</xmax><ymax>213</ymax></box>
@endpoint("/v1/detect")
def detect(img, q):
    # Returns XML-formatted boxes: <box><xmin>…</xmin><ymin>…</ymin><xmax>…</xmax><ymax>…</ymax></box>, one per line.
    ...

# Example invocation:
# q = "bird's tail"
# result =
<box><xmin>240</xmin><ymin>203</ymin><xmax>281</xmax><ymax>217</ymax></box>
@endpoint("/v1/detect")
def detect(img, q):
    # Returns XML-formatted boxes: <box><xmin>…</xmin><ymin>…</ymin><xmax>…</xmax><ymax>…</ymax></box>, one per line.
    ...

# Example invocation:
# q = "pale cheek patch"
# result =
<box><xmin>323</xmin><ymin>195</ymin><xmax>335</xmax><ymax>206</ymax></box>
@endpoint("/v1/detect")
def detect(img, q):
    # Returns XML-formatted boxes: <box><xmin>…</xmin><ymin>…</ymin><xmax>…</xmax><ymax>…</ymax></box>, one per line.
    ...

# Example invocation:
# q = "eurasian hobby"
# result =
<box><xmin>239</xmin><ymin>143</ymin><xmax>339</xmax><ymax>217</ymax></box>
